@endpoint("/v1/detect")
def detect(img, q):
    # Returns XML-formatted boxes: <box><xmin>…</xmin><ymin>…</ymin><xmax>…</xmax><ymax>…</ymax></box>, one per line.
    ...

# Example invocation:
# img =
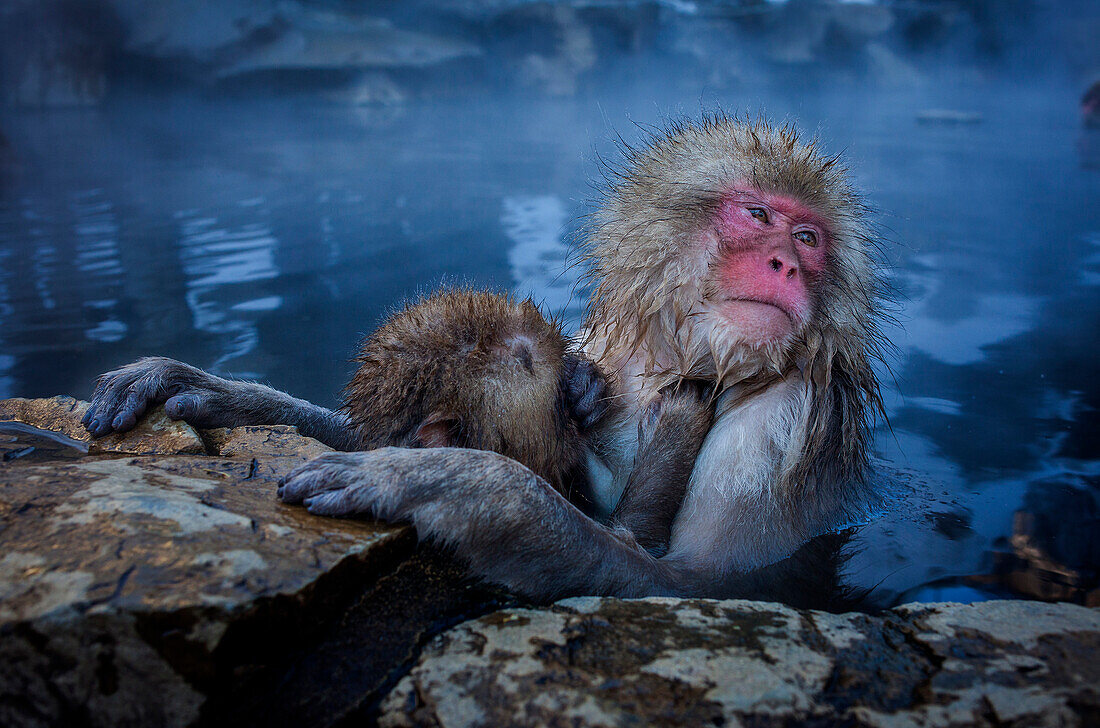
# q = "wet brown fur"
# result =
<box><xmin>583</xmin><ymin>114</ymin><xmax>888</xmax><ymax>515</ymax></box>
<box><xmin>343</xmin><ymin>289</ymin><xmax>586</xmax><ymax>495</ymax></box>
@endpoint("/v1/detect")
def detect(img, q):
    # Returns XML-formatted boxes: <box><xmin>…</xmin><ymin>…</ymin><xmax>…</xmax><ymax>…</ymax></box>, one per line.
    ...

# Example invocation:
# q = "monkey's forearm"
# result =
<box><xmin>611</xmin><ymin>386</ymin><xmax>713</xmax><ymax>556</ymax></box>
<box><xmin>279</xmin><ymin>448</ymin><xmax>684</xmax><ymax>601</ymax></box>
<box><xmin>85</xmin><ymin>357</ymin><xmax>359</xmax><ymax>450</ymax></box>
<box><xmin>612</xmin><ymin>443</ymin><xmax>697</xmax><ymax>557</ymax></box>
<box><xmin>215</xmin><ymin>383</ymin><xmax>359</xmax><ymax>451</ymax></box>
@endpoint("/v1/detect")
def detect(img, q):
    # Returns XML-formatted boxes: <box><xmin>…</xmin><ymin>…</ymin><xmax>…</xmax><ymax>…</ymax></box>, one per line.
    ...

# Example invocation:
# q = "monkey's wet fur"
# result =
<box><xmin>344</xmin><ymin>289</ymin><xmax>596</xmax><ymax>499</ymax></box>
<box><xmin>86</xmin><ymin>114</ymin><xmax>889</xmax><ymax>606</ymax></box>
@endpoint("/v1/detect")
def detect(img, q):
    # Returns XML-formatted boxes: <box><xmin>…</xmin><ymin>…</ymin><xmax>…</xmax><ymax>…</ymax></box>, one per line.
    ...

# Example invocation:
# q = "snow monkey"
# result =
<box><xmin>85</xmin><ymin>291</ymin><xmax>602</xmax><ymax>485</ymax></box>
<box><xmin>280</xmin><ymin>116</ymin><xmax>888</xmax><ymax>600</ymax></box>
<box><xmin>85</xmin><ymin>290</ymin><xmax>711</xmax><ymax>543</ymax></box>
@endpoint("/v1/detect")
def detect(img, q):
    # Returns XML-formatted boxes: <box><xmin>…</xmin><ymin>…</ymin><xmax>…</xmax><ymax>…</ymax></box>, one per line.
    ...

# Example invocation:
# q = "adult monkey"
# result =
<box><xmin>281</xmin><ymin>115</ymin><xmax>888</xmax><ymax>600</ymax></box>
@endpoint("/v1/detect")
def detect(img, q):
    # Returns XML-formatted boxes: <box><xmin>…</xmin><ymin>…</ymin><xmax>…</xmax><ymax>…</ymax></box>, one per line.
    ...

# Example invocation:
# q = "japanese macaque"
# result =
<box><xmin>342</xmin><ymin>290</ymin><xmax>593</xmax><ymax>496</ymax></box>
<box><xmin>280</xmin><ymin>115</ymin><xmax>887</xmax><ymax>601</ymax></box>
<box><xmin>86</xmin><ymin>286</ymin><xmax>709</xmax><ymax>555</ymax></box>
<box><xmin>82</xmin><ymin>291</ymin><xmax>610</xmax><ymax>493</ymax></box>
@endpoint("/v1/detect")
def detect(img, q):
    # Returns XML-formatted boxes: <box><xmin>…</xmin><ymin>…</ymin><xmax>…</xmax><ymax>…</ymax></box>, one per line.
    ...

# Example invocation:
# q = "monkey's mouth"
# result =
<box><xmin>720</xmin><ymin>297</ymin><xmax>794</xmax><ymax>322</ymax></box>
<box><xmin>714</xmin><ymin>297</ymin><xmax>796</xmax><ymax>342</ymax></box>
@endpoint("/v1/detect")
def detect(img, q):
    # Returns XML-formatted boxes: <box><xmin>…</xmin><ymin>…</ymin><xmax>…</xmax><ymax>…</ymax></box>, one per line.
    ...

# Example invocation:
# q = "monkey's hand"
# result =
<box><xmin>85</xmin><ymin>357</ymin><xmax>357</xmax><ymax>448</ymax></box>
<box><xmin>562</xmin><ymin>354</ymin><xmax>608</xmax><ymax>430</ymax></box>
<box><xmin>84</xmin><ymin>357</ymin><xmax>237</xmax><ymax>437</ymax></box>
<box><xmin>278</xmin><ymin>447</ymin><xmax>679</xmax><ymax>601</ymax></box>
<box><xmin>637</xmin><ymin>380</ymin><xmax>714</xmax><ymax>449</ymax></box>
<box><xmin>278</xmin><ymin>448</ymin><xmax>528</xmax><ymax>521</ymax></box>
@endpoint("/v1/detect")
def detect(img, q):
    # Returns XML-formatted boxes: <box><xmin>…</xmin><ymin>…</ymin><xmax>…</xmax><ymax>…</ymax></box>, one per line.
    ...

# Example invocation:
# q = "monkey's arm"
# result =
<box><xmin>84</xmin><ymin>357</ymin><xmax>359</xmax><ymax>450</ymax></box>
<box><xmin>611</xmin><ymin>383</ymin><xmax>713</xmax><ymax>557</ymax></box>
<box><xmin>278</xmin><ymin>447</ymin><xmax>682</xmax><ymax>601</ymax></box>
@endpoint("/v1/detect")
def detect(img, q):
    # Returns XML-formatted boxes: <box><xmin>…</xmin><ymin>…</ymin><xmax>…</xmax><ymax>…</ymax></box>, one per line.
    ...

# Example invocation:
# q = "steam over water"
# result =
<box><xmin>1</xmin><ymin>2</ymin><xmax>1098</xmax><ymax>609</ymax></box>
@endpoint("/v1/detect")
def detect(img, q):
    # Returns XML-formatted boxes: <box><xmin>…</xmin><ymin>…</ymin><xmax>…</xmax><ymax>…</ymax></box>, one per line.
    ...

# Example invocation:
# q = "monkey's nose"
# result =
<box><xmin>768</xmin><ymin>255</ymin><xmax>798</xmax><ymax>280</ymax></box>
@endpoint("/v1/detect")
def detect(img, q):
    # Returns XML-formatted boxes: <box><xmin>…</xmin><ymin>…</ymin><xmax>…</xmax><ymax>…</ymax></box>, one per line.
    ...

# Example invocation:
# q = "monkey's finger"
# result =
<box><xmin>303</xmin><ymin>491</ymin><xmax>346</xmax><ymax>516</ymax></box>
<box><xmin>84</xmin><ymin>373</ymin><xmax>125</xmax><ymax>430</ymax></box>
<box><xmin>81</xmin><ymin>399</ymin><xmax>97</xmax><ymax>427</ymax></box>
<box><xmin>305</xmin><ymin>486</ymin><xmax>379</xmax><ymax>518</ymax></box>
<box><xmin>110</xmin><ymin>388</ymin><xmax>153</xmax><ymax>433</ymax></box>
<box><xmin>279</xmin><ymin>464</ymin><xmax>339</xmax><ymax>503</ymax></box>
<box><xmin>87</xmin><ymin>391</ymin><xmax>127</xmax><ymax>437</ymax></box>
<box><xmin>577</xmin><ymin>382</ymin><xmax>608</xmax><ymax>430</ymax></box>
<box><xmin>86</xmin><ymin>377</ymin><xmax>145</xmax><ymax>437</ymax></box>
<box><xmin>277</xmin><ymin>469</ymin><xmax>315</xmax><ymax>503</ymax></box>
<box><xmin>165</xmin><ymin>393</ymin><xmax>224</xmax><ymax>429</ymax></box>
<box><xmin>82</xmin><ymin>400</ymin><xmax>100</xmax><ymax>430</ymax></box>
<box><xmin>84</xmin><ymin>410</ymin><xmax>108</xmax><ymax>437</ymax></box>
<box><xmin>164</xmin><ymin>394</ymin><xmax>197</xmax><ymax>420</ymax></box>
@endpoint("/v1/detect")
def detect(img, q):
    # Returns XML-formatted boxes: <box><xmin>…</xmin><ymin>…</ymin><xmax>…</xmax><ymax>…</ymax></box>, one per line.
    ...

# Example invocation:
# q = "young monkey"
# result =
<box><xmin>340</xmin><ymin>289</ymin><xmax>606</xmax><ymax>502</ymax></box>
<box><xmin>86</xmin><ymin>289</ymin><xmax>709</xmax><ymax>550</ymax></box>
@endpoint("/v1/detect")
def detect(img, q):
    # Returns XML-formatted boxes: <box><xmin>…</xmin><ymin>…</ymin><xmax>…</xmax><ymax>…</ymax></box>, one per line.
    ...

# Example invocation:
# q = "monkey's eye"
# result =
<box><xmin>748</xmin><ymin>208</ymin><xmax>769</xmax><ymax>223</ymax></box>
<box><xmin>794</xmin><ymin>230</ymin><xmax>818</xmax><ymax>247</ymax></box>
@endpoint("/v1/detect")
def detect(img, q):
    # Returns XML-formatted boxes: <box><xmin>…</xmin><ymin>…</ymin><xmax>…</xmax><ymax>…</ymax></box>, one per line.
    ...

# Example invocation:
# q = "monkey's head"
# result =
<box><xmin>586</xmin><ymin>115</ymin><xmax>886</xmax><ymax>485</ymax></box>
<box><xmin>345</xmin><ymin>289</ymin><xmax>585</xmax><ymax>493</ymax></box>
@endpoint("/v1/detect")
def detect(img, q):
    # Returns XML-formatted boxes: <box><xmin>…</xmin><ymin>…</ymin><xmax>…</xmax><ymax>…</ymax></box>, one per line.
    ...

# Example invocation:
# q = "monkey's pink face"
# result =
<box><xmin>705</xmin><ymin>188</ymin><xmax>830</xmax><ymax>345</ymax></box>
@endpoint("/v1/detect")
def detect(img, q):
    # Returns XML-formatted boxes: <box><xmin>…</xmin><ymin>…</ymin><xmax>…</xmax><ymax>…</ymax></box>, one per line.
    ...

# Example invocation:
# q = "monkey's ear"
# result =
<box><xmin>414</xmin><ymin>413</ymin><xmax>459</xmax><ymax>448</ymax></box>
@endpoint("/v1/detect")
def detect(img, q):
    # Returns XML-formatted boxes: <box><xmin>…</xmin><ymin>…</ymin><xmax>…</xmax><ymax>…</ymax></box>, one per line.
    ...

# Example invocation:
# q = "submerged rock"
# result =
<box><xmin>381</xmin><ymin>597</ymin><xmax>1100</xmax><ymax>727</ymax></box>
<box><xmin>0</xmin><ymin>399</ymin><xmax>497</xmax><ymax>728</ymax></box>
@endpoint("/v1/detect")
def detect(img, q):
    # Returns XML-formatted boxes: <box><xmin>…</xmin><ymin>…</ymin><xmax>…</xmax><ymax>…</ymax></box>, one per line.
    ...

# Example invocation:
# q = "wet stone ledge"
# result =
<box><xmin>0</xmin><ymin>397</ymin><xmax>500</xmax><ymax>728</ymax></box>
<box><xmin>380</xmin><ymin>598</ymin><xmax>1100</xmax><ymax>728</ymax></box>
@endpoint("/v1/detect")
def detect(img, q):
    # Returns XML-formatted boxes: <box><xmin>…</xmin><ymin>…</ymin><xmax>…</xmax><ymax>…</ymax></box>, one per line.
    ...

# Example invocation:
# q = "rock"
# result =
<box><xmin>0</xmin><ymin>406</ymin><xmax>500</xmax><ymax>728</ymax></box>
<box><xmin>380</xmin><ymin>597</ymin><xmax>1100</xmax><ymax>727</ymax></box>
<box><xmin>216</xmin><ymin>23</ymin><xmax>481</xmax><ymax>78</ymax></box>
<box><xmin>6</xmin><ymin>397</ymin><xmax>1098</xmax><ymax>727</ymax></box>
<box><xmin>0</xmin><ymin>397</ymin><xmax>205</xmax><ymax>456</ymax></box>
<box><xmin>975</xmin><ymin>485</ymin><xmax>1100</xmax><ymax>606</ymax></box>
<box><xmin>107</xmin><ymin>0</ymin><xmax>279</xmax><ymax>63</ymax></box>
<box><xmin>202</xmin><ymin>423</ymin><xmax>333</xmax><ymax>460</ymax></box>
<box><xmin>0</xmin><ymin>0</ymin><xmax>114</xmax><ymax>108</ymax></box>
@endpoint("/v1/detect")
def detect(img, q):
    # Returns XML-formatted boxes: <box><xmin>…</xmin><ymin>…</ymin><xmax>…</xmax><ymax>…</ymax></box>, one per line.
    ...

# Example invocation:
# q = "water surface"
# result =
<box><xmin>1</xmin><ymin>76</ymin><xmax>1097</xmax><ymax>608</ymax></box>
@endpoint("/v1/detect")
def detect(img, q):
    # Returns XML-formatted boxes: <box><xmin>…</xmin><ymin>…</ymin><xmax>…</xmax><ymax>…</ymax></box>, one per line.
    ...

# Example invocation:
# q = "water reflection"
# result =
<box><xmin>176</xmin><ymin>211</ymin><xmax>281</xmax><ymax>375</ymax></box>
<box><xmin>502</xmin><ymin>194</ymin><xmax>586</xmax><ymax>328</ymax></box>
<box><xmin>901</xmin><ymin>258</ymin><xmax>1038</xmax><ymax>367</ymax></box>
<box><xmin>72</xmin><ymin>191</ymin><xmax>127</xmax><ymax>343</ymax></box>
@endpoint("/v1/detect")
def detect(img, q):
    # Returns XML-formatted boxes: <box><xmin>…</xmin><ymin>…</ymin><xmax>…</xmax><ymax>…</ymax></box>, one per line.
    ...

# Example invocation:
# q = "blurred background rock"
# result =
<box><xmin>2</xmin><ymin>0</ymin><xmax>1097</xmax><ymax>109</ymax></box>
